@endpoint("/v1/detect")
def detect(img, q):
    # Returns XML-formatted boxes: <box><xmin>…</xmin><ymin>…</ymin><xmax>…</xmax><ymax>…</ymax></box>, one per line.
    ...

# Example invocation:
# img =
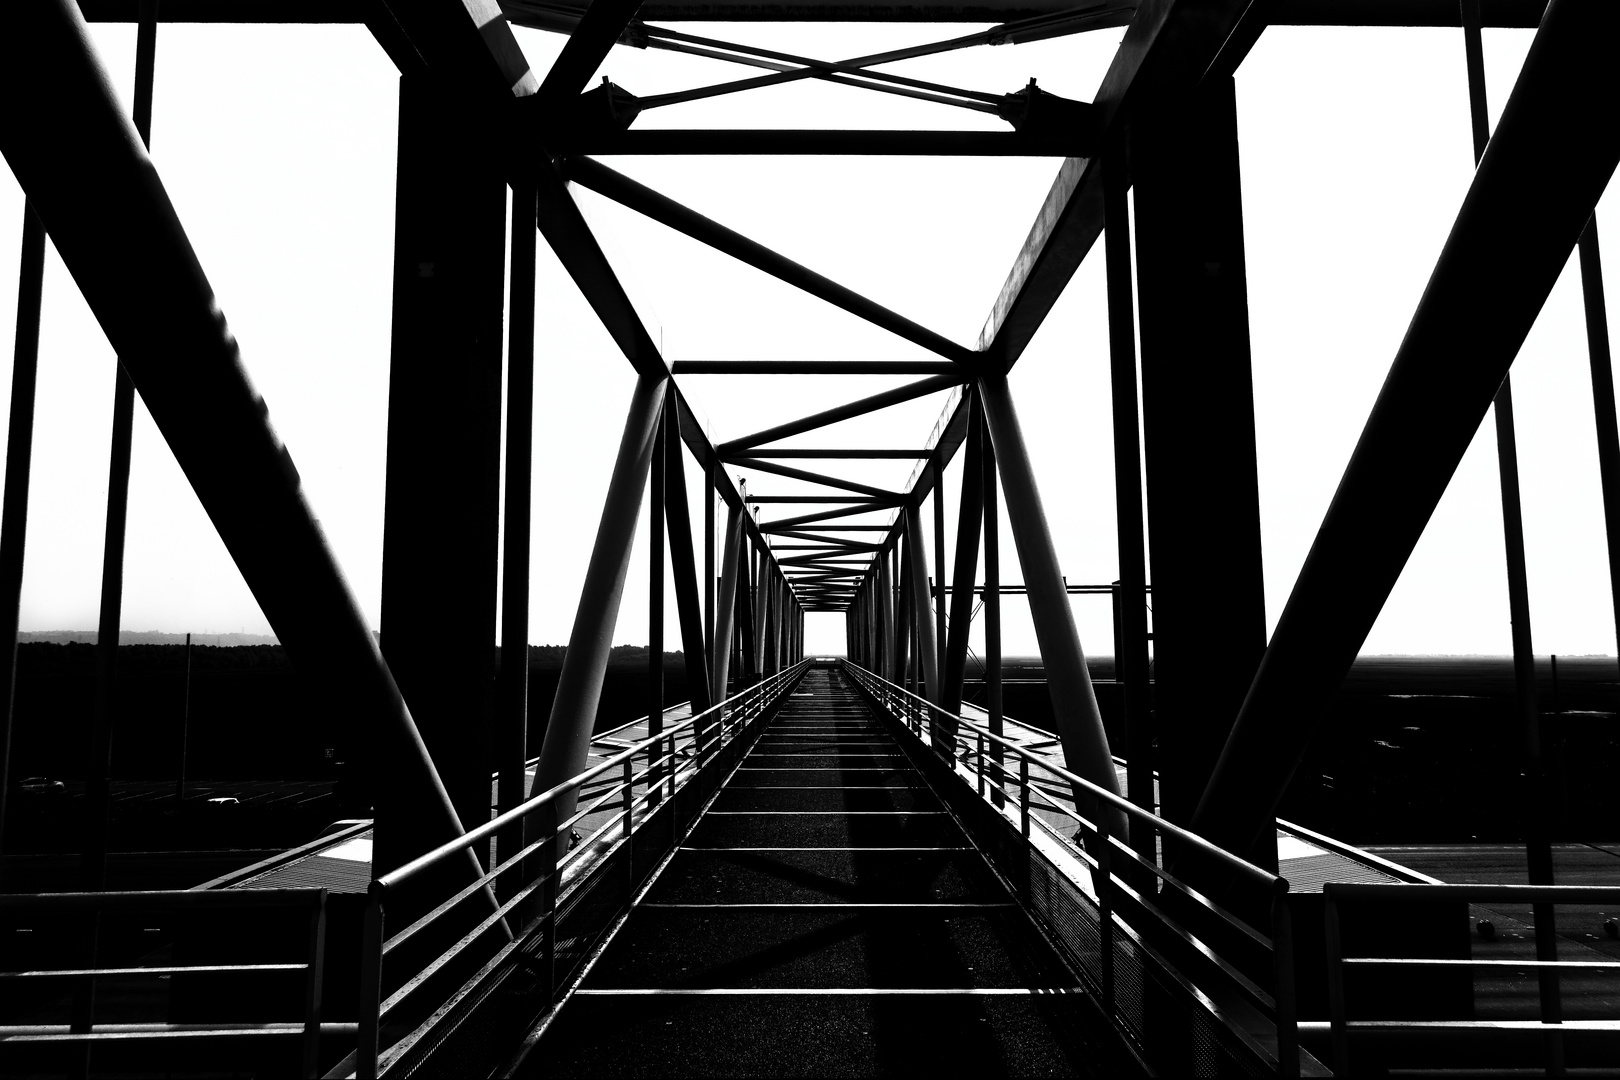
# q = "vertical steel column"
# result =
<box><xmin>378</xmin><ymin>74</ymin><xmax>507</xmax><ymax>867</ymax></box>
<box><xmin>1132</xmin><ymin>76</ymin><xmax>1267</xmax><ymax>851</ymax></box>
<box><xmin>933</xmin><ymin>459</ymin><xmax>947</xmax><ymax>682</ymax></box>
<box><xmin>1461</xmin><ymin>0</ymin><xmax>1559</xmax><ymax>1038</ymax></box>
<box><xmin>85</xmin><ymin>0</ymin><xmax>159</xmax><ymax>890</ymax></box>
<box><xmin>662</xmin><ymin>394</ymin><xmax>712</xmax><ymax>716</ymax></box>
<box><xmin>739</xmin><ymin>537</ymin><xmax>757</xmax><ymax>682</ymax></box>
<box><xmin>904</xmin><ymin>505</ymin><xmax>941</xmax><ymax>712</ymax></box>
<box><xmin>711</xmin><ymin>503</ymin><xmax>742</xmax><ymax>703</ymax></box>
<box><xmin>751</xmin><ymin>543</ymin><xmax>768</xmax><ymax>679</ymax></box>
<box><xmin>648</xmin><ymin>402</ymin><xmax>666</xmax><ymax>797</ymax></box>
<box><xmin>704</xmin><ymin>458</ymin><xmax>716</xmax><ymax>679</ymax></box>
<box><xmin>1193</xmin><ymin>0</ymin><xmax>1620</xmax><ymax>861</ymax></box>
<box><xmin>979</xmin><ymin>375</ymin><xmax>1125</xmax><ymax>820</ymax></box>
<box><xmin>896</xmin><ymin>540</ymin><xmax>914</xmax><ymax>694</ymax></box>
<box><xmin>983</xmin><ymin>424</ymin><xmax>1004</xmax><ymax>806</ymax></box>
<box><xmin>941</xmin><ymin>397</ymin><xmax>985</xmax><ymax>731</ymax></box>
<box><xmin>1104</xmin><ymin>141</ymin><xmax>1157</xmax><ymax>833</ymax></box>
<box><xmin>1582</xmin><ymin>222</ymin><xmax>1620</xmax><ymax>688</ymax></box>
<box><xmin>497</xmin><ymin>180</ymin><xmax>536</xmax><ymax>876</ymax></box>
<box><xmin>526</xmin><ymin>373</ymin><xmax>666</xmax><ymax>858</ymax></box>
<box><xmin>771</xmin><ymin>575</ymin><xmax>784</xmax><ymax>673</ymax></box>
<box><xmin>176</xmin><ymin>632</ymin><xmax>191</xmax><ymax>802</ymax></box>
<box><xmin>0</xmin><ymin>207</ymin><xmax>44</xmax><ymax>881</ymax></box>
<box><xmin>0</xmin><ymin>0</ymin><xmax>476</xmax><ymax>883</ymax></box>
<box><xmin>878</xmin><ymin>542</ymin><xmax>897</xmax><ymax>682</ymax></box>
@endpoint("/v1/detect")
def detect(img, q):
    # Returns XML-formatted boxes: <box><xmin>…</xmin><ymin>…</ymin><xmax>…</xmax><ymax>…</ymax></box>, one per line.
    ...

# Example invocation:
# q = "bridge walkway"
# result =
<box><xmin>521</xmin><ymin>665</ymin><xmax>1134</xmax><ymax>1077</ymax></box>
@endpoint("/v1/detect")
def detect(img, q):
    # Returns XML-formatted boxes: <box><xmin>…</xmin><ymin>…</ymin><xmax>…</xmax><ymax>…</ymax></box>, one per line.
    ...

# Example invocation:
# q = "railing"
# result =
<box><xmin>0</xmin><ymin>888</ymin><xmax>333</xmax><ymax>1078</ymax></box>
<box><xmin>351</xmin><ymin>659</ymin><xmax>811</xmax><ymax>1079</ymax></box>
<box><xmin>1325</xmin><ymin>881</ymin><xmax>1620</xmax><ymax>1076</ymax></box>
<box><xmin>841</xmin><ymin>660</ymin><xmax>1300</xmax><ymax>1077</ymax></box>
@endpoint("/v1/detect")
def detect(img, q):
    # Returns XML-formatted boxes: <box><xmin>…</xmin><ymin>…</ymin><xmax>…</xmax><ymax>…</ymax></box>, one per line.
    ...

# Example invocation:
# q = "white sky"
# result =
<box><xmin>0</xmin><ymin>19</ymin><xmax>1614</xmax><ymax>661</ymax></box>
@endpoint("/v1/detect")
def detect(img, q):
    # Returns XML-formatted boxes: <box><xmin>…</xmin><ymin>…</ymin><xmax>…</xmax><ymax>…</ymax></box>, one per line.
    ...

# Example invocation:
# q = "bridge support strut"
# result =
<box><xmin>527</xmin><ymin>373</ymin><xmax>667</xmax><ymax>857</ymax></box>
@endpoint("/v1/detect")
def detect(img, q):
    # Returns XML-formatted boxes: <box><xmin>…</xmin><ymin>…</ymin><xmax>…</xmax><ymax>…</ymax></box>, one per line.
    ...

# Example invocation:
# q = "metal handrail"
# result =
<box><xmin>353</xmin><ymin>659</ymin><xmax>811</xmax><ymax>1079</ymax></box>
<box><xmin>840</xmin><ymin>659</ymin><xmax>1299</xmax><ymax>1077</ymax></box>
<box><xmin>381</xmin><ymin>663</ymin><xmax>805</xmax><ymax>891</ymax></box>
<box><xmin>838</xmin><ymin>661</ymin><xmax>1279</xmax><ymax>889</ymax></box>
<box><xmin>0</xmin><ymin>888</ymin><xmax>328</xmax><ymax>1078</ymax></box>
<box><xmin>1324</xmin><ymin>880</ymin><xmax>1620</xmax><ymax>1077</ymax></box>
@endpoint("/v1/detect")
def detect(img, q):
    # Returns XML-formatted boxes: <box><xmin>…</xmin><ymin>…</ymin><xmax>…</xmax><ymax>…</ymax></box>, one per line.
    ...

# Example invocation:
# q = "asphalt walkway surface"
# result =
<box><xmin>524</xmin><ymin>667</ymin><xmax>1120</xmax><ymax>1077</ymax></box>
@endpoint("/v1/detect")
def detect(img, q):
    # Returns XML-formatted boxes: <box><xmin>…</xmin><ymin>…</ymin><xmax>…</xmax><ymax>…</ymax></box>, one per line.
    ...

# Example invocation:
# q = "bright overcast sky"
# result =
<box><xmin>0</xmin><ymin>17</ymin><xmax>1614</xmax><ymax>660</ymax></box>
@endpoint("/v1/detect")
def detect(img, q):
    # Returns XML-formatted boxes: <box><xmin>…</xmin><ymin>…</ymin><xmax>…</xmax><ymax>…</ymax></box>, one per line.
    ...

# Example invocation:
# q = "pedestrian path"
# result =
<box><xmin>523</xmin><ymin>666</ymin><xmax>1129</xmax><ymax>1077</ymax></box>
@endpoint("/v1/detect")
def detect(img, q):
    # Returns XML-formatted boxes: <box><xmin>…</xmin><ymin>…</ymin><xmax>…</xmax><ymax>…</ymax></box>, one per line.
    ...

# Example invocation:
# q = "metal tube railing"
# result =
<box><xmin>0</xmin><ymin>889</ymin><xmax>328</xmax><ymax>1078</ymax></box>
<box><xmin>354</xmin><ymin>659</ymin><xmax>811</xmax><ymax>1079</ymax></box>
<box><xmin>840</xmin><ymin>659</ymin><xmax>1298</xmax><ymax>1077</ymax></box>
<box><xmin>1324</xmin><ymin>881</ymin><xmax>1620</xmax><ymax>1077</ymax></box>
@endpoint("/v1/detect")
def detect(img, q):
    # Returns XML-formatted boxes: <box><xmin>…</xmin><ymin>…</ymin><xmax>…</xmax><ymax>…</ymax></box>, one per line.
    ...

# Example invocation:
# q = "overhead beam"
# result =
<box><xmin>726</xmin><ymin>456</ymin><xmax>902</xmax><ymax>498</ymax></box>
<box><xmin>536</xmin><ymin>0</ymin><xmax>643</xmax><ymax>99</ymax></box>
<box><xmin>770</xmin><ymin>532</ymin><xmax>882</xmax><ymax>548</ymax></box>
<box><xmin>550</xmin><ymin>130</ymin><xmax>1087</xmax><ymax>156</ymax></box>
<box><xmin>673</xmin><ymin>361</ymin><xmax>955</xmax><ymax>375</ymax></box>
<box><xmin>719</xmin><ymin>373</ymin><xmax>962</xmax><ymax>454</ymax></box>
<box><xmin>559</xmin><ymin>157</ymin><xmax>980</xmax><ymax>368</ymax></box>
<box><xmin>75</xmin><ymin>0</ymin><xmax>1549</xmax><ymax>25</ymax></box>
<box><xmin>743</xmin><ymin>449</ymin><xmax>930</xmax><ymax>459</ymax></box>
<box><xmin>749</xmin><ymin>495</ymin><xmax>894</xmax><ymax>504</ymax></box>
<box><xmin>974</xmin><ymin>0</ymin><xmax>1264</xmax><ymax>372</ymax></box>
<box><xmin>758</xmin><ymin>506</ymin><xmax>895</xmax><ymax>530</ymax></box>
<box><xmin>372</xmin><ymin>0</ymin><xmax>537</xmax><ymax>100</ymax></box>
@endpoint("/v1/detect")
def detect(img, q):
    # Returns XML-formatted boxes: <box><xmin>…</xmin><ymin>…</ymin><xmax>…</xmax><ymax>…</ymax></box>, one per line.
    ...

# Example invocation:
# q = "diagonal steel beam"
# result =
<box><xmin>640</xmin><ymin>25</ymin><xmax>1007</xmax><ymax>114</ymax></box>
<box><xmin>975</xmin><ymin>0</ymin><xmax>1267</xmax><ymax>373</ymax></box>
<box><xmin>630</xmin><ymin>4</ymin><xmax>1132</xmax><ymax>109</ymax></box>
<box><xmin>372</xmin><ymin>0</ymin><xmax>538</xmax><ymax>99</ymax></box>
<box><xmin>769</xmin><ymin>532</ymin><xmax>882</xmax><ymax>548</ymax></box>
<box><xmin>534</xmin><ymin>165</ymin><xmax>667</xmax><ymax>379</ymax></box>
<box><xmin>1192</xmin><ymin>0</ymin><xmax>1620</xmax><ymax>862</ymax></box>
<box><xmin>760</xmin><ymin>506</ymin><xmax>897</xmax><ymax>531</ymax></box>
<box><xmin>1</xmin><ymin>0</ymin><xmax>480</xmax><ymax>874</ymax></box>
<box><xmin>726</xmin><ymin>456</ymin><xmax>901</xmax><ymax>499</ymax></box>
<box><xmin>559</xmin><ymin>157</ymin><xmax>980</xmax><ymax>368</ymax></box>
<box><xmin>662</xmin><ymin>387</ymin><xmax>712</xmax><ymax>716</ymax></box>
<box><xmin>537</xmin><ymin>0</ymin><xmax>643</xmax><ymax>99</ymax></box>
<box><xmin>719</xmin><ymin>373</ymin><xmax>963</xmax><ymax>454</ymax></box>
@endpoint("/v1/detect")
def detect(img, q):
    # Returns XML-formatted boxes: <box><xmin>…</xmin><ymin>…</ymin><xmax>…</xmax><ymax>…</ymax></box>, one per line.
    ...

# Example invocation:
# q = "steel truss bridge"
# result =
<box><xmin>0</xmin><ymin>0</ymin><xmax>1617</xmax><ymax>1076</ymax></box>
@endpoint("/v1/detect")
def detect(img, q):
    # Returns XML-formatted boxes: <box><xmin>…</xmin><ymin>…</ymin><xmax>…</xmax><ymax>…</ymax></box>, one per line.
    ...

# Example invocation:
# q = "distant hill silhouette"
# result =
<box><xmin>19</xmin><ymin>630</ymin><xmax>280</xmax><ymax>647</ymax></box>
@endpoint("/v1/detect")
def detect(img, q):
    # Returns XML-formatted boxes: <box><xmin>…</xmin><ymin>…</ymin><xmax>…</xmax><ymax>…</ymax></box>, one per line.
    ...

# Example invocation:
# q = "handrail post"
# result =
<box><xmin>1324</xmin><ymin>887</ymin><xmax>1349</xmax><ymax>1078</ymax></box>
<box><xmin>624</xmin><ymin>756</ymin><xmax>636</xmax><ymax>896</ymax></box>
<box><xmin>977</xmin><ymin>732</ymin><xmax>986</xmax><ymax>797</ymax></box>
<box><xmin>1271</xmin><ymin>885</ymin><xmax>1299</xmax><ymax>1078</ymax></box>
<box><xmin>1020</xmin><ymin>757</ymin><xmax>1031</xmax><ymax>839</ymax></box>
<box><xmin>542</xmin><ymin>800</ymin><xmax>559</xmax><ymax>1003</ymax></box>
<box><xmin>301</xmin><ymin>891</ymin><xmax>327</xmax><ymax>1079</ymax></box>
<box><xmin>358</xmin><ymin>884</ymin><xmax>385</xmax><ymax>1080</ymax></box>
<box><xmin>1095</xmin><ymin>815</ymin><xmax>1114</xmax><ymax>1007</ymax></box>
<box><xmin>623</xmin><ymin>757</ymin><xmax>634</xmax><ymax>837</ymax></box>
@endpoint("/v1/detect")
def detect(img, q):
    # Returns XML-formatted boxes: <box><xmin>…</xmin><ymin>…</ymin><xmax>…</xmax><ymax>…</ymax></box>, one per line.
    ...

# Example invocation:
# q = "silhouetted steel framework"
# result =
<box><xmin>0</xmin><ymin>0</ymin><xmax>1616</xmax><ymax>1074</ymax></box>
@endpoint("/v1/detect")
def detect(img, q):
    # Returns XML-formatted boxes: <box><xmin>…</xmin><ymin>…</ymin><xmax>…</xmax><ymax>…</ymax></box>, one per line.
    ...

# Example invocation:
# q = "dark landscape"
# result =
<box><xmin>967</xmin><ymin>654</ymin><xmax>1620</xmax><ymax>844</ymax></box>
<box><xmin>0</xmin><ymin>642</ymin><xmax>693</xmax><ymax>871</ymax></box>
<box><xmin>4</xmin><ymin>647</ymin><xmax>1617</xmax><ymax>882</ymax></box>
